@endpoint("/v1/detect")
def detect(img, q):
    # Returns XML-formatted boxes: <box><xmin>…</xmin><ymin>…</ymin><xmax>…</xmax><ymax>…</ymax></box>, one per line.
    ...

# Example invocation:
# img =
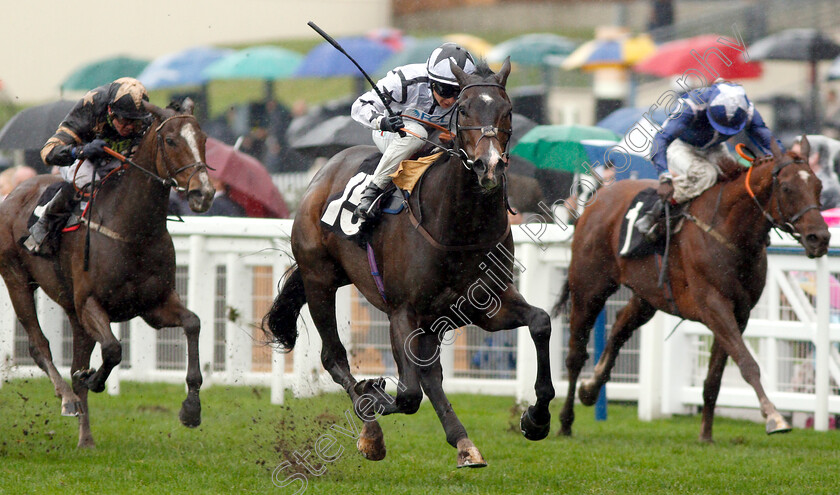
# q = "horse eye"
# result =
<box><xmin>165</xmin><ymin>137</ymin><xmax>176</xmax><ymax>146</ymax></box>
<box><xmin>781</xmin><ymin>183</ymin><xmax>792</xmax><ymax>193</ymax></box>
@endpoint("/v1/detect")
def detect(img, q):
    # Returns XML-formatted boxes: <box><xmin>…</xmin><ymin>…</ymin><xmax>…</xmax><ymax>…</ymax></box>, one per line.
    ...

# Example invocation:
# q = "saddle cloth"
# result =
<box><xmin>618</xmin><ymin>188</ymin><xmax>665</xmax><ymax>258</ymax></box>
<box><xmin>320</xmin><ymin>152</ymin><xmax>406</xmax><ymax>241</ymax></box>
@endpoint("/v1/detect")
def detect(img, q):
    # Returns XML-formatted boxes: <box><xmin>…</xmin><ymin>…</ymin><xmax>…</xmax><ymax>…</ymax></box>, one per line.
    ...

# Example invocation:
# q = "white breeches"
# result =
<box><xmin>59</xmin><ymin>158</ymin><xmax>122</xmax><ymax>189</ymax></box>
<box><xmin>370</xmin><ymin>119</ymin><xmax>427</xmax><ymax>189</ymax></box>
<box><xmin>666</xmin><ymin>139</ymin><xmax>733</xmax><ymax>204</ymax></box>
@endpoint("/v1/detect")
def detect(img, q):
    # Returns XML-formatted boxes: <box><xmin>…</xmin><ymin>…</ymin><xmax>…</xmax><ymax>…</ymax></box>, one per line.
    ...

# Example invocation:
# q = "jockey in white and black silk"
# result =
<box><xmin>349</xmin><ymin>42</ymin><xmax>476</xmax><ymax>224</ymax></box>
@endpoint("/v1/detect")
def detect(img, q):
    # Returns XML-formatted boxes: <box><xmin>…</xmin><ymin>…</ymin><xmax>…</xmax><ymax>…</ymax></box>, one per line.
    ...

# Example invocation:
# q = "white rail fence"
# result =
<box><xmin>0</xmin><ymin>217</ymin><xmax>838</xmax><ymax>430</ymax></box>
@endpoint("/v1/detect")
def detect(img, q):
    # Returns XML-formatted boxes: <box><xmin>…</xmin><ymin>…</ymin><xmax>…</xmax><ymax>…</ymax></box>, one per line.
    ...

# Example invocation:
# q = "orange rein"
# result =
<box><xmin>737</xmin><ymin>143</ymin><xmax>760</xmax><ymax>200</ymax></box>
<box><xmin>399</xmin><ymin>114</ymin><xmax>455</xmax><ymax>141</ymax></box>
<box><xmin>70</xmin><ymin>146</ymin><xmax>128</xmax><ymax>197</ymax></box>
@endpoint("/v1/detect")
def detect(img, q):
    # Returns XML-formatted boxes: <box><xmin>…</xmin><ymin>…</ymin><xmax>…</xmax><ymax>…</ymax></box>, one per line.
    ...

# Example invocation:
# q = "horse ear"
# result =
<box><xmin>180</xmin><ymin>98</ymin><xmax>195</xmax><ymax>115</ymax></box>
<box><xmin>143</xmin><ymin>101</ymin><xmax>166</xmax><ymax>122</ymax></box>
<box><xmin>450</xmin><ymin>60</ymin><xmax>470</xmax><ymax>87</ymax></box>
<box><xmin>769</xmin><ymin>137</ymin><xmax>783</xmax><ymax>159</ymax></box>
<box><xmin>798</xmin><ymin>135</ymin><xmax>810</xmax><ymax>160</ymax></box>
<box><xmin>495</xmin><ymin>57</ymin><xmax>511</xmax><ymax>88</ymax></box>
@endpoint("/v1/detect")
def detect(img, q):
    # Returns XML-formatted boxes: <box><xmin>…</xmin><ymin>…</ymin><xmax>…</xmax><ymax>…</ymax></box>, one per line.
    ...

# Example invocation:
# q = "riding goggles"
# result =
<box><xmin>431</xmin><ymin>81</ymin><xmax>460</xmax><ymax>99</ymax></box>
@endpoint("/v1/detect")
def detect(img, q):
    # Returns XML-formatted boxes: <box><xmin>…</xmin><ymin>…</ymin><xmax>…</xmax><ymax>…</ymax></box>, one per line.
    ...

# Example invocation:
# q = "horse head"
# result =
<box><xmin>767</xmin><ymin>135</ymin><xmax>830</xmax><ymax>257</ymax></box>
<box><xmin>451</xmin><ymin>58</ymin><xmax>513</xmax><ymax>191</ymax></box>
<box><xmin>143</xmin><ymin>99</ymin><xmax>215</xmax><ymax>212</ymax></box>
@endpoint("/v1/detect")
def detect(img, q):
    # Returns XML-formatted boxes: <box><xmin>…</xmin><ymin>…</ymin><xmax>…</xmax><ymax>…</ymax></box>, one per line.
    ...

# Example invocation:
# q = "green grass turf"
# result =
<box><xmin>1</xmin><ymin>378</ymin><xmax>838</xmax><ymax>494</ymax></box>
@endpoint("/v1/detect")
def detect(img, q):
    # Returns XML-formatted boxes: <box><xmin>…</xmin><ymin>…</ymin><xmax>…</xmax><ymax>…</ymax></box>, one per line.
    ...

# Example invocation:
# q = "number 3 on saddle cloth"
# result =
<box><xmin>618</xmin><ymin>188</ymin><xmax>684</xmax><ymax>258</ymax></box>
<box><xmin>320</xmin><ymin>150</ymin><xmax>443</xmax><ymax>246</ymax></box>
<box><xmin>21</xmin><ymin>182</ymin><xmax>87</xmax><ymax>256</ymax></box>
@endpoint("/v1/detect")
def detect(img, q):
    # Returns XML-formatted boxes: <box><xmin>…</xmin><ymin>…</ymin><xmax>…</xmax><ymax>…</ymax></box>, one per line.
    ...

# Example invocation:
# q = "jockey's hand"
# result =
<box><xmin>79</xmin><ymin>139</ymin><xmax>108</xmax><ymax>161</ymax></box>
<box><xmin>657</xmin><ymin>176</ymin><xmax>674</xmax><ymax>202</ymax></box>
<box><xmin>379</xmin><ymin>115</ymin><xmax>406</xmax><ymax>137</ymax></box>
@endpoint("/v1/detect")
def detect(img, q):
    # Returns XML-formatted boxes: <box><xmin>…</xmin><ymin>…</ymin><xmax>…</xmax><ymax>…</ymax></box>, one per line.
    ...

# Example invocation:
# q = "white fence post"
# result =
<box><xmin>0</xmin><ymin>283</ymin><xmax>14</xmax><ymax>388</ymax></box>
<box><xmin>225</xmin><ymin>253</ymin><xmax>252</xmax><ymax>383</ymax></box>
<box><xmin>187</xmin><ymin>234</ymin><xmax>215</xmax><ymax>384</ymax></box>
<box><xmin>515</xmin><ymin>242</ymin><xmax>553</xmax><ymax>404</ymax></box>
<box><xmin>637</xmin><ymin>316</ymin><xmax>664</xmax><ymax>420</ymax></box>
<box><xmin>815</xmin><ymin>256</ymin><xmax>830</xmax><ymax>431</ymax></box>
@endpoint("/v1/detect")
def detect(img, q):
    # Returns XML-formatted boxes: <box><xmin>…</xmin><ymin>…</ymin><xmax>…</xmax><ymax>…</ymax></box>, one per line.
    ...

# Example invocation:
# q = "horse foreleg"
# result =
<box><xmin>141</xmin><ymin>291</ymin><xmax>202</xmax><ymax>428</ymax></box>
<box><xmin>700</xmin><ymin>338</ymin><xmax>728</xmax><ymax>443</ymax></box>
<box><xmin>75</xmin><ymin>297</ymin><xmax>121</xmax><ymax>393</ymax></box>
<box><xmin>414</xmin><ymin>331</ymin><xmax>485</xmax><ymax>468</ymax></box>
<box><xmin>579</xmin><ymin>295</ymin><xmax>656</xmax><ymax>406</ymax></box>
<box><xmin>4</xmin><ymin>280</ymin><xmax>81</xmax><ymax>416</ymax></box>
<box><xmin>702</xmin><ymin>296</ymin><xmax>791</xmax><ymax>436</ymax></box>
<box><xmin>69</xmin><ymin>315</ymin><xmax>96</xmax><ymax>448</ymax></box>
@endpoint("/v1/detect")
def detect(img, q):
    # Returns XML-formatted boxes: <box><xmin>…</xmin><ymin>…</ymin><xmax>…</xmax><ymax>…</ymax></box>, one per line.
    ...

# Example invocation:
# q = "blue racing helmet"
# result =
<box><xmin>705</xmin><ymin>82</ymin><xmax>750</xmax><ymax>135</ymax></box>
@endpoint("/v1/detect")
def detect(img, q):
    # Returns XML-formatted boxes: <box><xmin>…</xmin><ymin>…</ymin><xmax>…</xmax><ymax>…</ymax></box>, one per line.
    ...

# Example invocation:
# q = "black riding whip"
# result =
<box><xmin>307</xmin><ymin>21</ymin><xmax>397</xmax><ymax>117</ymax></box>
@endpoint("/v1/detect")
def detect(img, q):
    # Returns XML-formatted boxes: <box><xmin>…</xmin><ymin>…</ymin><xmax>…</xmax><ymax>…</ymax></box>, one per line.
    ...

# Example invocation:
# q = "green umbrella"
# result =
<box><xmin>202</xmin><ymin>45</ymin><xmax>302</xmax><ymax>80</ymax></box>
<box><xmin>486</xmin><ymin>33</ymin><xmax>577</xmax><ymax>66</ymax></box>
<box><xmin>511</xmin><ymin>125</ymin><xmax>622</xmax><ymax>172</ymax></box>
<box><xmin>61</xmin><ymin>55</ymin><xmax>150</xmax><ymax>92</ymax></box>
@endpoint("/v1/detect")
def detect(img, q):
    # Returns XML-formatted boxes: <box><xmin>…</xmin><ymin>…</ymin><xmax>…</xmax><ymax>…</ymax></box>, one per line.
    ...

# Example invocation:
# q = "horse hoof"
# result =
<box><xmin>179</xmin><ymin>395</ymin><xmax>202</xmax><ymax>428</ymax></box>
<box><xmin>578</xmin><ymin>381</ymin><xmax>599</xmax><ymax>406</ymax></box>
<box><xmin>456</xmin><ymin>438</ymin><xmax>487</xmax><ymax>468</ymax></box>
<box><xmin>766</xmin><ymin>413</ymin><xmax>792</xmax><ymax>435</ymax></box>
<box><xmin>520</xmin><ymin>406</ymin><xmax>550</xmax><ymax>441</ymax></box>
<box><xmin>61</xmin><ymin>400</ymin><xmax>85</xmax><ymax>417</ymax></box>
<box><xmin>357</xmin><ymin>422</ymin><xmax>386</xmax><ymax>461</ymax></box>
<box><xmin>77</xmin><ymin>438</ymin><xmax>95</xmax><ymax>449</ymax></box>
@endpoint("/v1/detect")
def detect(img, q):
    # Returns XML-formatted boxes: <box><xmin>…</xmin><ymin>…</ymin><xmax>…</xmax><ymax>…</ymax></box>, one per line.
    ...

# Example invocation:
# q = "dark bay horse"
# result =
<box><xmin>264</xmin><ymin>60</ymin><xmax>555</xmax><ymax>466</ymax></box>
<box><xmin>556</xmin><ymin>137</ymin><xmax>830</xmax><ymax>442</ymax></box>
<box><xmin>0</xmin><ymin>100</ymin><xmax>215</xmax><ymax>447</ymax></box>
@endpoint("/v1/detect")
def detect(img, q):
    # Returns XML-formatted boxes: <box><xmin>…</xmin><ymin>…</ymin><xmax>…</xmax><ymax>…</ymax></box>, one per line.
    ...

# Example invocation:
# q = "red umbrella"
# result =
<box><xmin>204</xmin><ymin>137</ymin><xmax>290</xmax><ymax>218</ymax></box>
<box><xmin>634</xmin><ymin>34</ymin><xmax>762</xmax><ymax>80</ymax></box>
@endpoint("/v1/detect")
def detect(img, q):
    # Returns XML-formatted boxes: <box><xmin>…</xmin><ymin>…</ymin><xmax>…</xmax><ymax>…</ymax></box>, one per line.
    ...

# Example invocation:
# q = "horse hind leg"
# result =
<box><xmin>69</xmin><ymin>315</ymin><xmax>96</xmax><ymax>448</ymax></box>
<box><xmin>3</xmin><ymin>277</ymin><xmax>82</xmax><ymax>417</ymax></box>
<box><xmin>560</xmin><ymin>280</ymin><xmax>617</xmax><ymax>436</ymax></box>
<box><xmin>699</xmin><ymin>338</ymin><xmax>728</xmax><ymax>443</ymax></box>
<box><xmin>578</xmin><ymin>294</ymin><xmax>656</xmax><ymax>406</ymax></box>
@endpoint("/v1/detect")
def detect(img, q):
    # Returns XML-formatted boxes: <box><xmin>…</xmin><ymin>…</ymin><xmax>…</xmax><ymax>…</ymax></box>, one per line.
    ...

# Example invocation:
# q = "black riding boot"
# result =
<box><xmin>23</xmin><ymin>183</ymin><xmax>77</xmax><ymax>254</ymax></box>
<box><xmin>353</xmin><ymin>183</ymin><xmax>384</xmax><ymax>222</ymax></box>
<box><xmin>634</xmin><ymin>199</ymin><xmax>664</xmax><ymax>240</ymax></box>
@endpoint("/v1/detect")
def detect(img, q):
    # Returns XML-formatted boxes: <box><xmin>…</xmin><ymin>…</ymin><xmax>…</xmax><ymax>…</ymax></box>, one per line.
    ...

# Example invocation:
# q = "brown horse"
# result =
<box><xmin>264</xmin><ymin>60</ymin><xmax>555</xmax><ymax>466</ymax></box>
<box><xmin>0</xmin><ymin>100</ymin><xmax>215</xmax><ymax>447</ymax></box>
<box><xmin>555</xmin><ymin>137</ymin><xmax>830</xmax><ymax>442</ymax></box>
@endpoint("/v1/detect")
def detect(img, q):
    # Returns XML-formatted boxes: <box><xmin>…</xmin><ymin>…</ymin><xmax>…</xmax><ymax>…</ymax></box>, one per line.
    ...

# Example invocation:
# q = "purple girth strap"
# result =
<box><xmin>366</xmin><ymin>242</ymin><xmax>387</xmax><ymax>303</ymax></box>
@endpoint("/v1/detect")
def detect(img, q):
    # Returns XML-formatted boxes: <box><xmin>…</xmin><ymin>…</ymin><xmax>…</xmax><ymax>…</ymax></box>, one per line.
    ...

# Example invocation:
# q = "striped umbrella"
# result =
<box><xmin>562</xmin><ymin>34</ymin><xmax>656</xmax><ymax>71</ymax></box>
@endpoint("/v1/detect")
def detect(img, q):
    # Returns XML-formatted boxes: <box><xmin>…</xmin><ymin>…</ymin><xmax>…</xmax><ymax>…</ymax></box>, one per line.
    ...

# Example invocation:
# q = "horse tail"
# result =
<box><xmin>262</xmin><ymin>265</ymin><xmax>306</xmax><ymax>350</ymax></box>
<box><xmin>552</xmin><ymin>280</ymin><xmax>570</xmax><ymax>318</ymax></box>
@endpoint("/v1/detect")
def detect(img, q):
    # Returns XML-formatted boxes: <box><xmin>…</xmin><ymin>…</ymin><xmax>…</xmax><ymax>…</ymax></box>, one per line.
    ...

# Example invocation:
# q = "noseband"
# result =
<box><xmin>452</xmin><ymin>82</ymin><xmax>512</xmax><ymax>170</ymax></box>
<box><xmin>152</xmin><ymin>114</ymin><xmax>209</xmax><ymax>191</ymax></box>
<box><xmin>745</xmin><ymin>155</ymin><xmax>820</xmax><ymax>239</ymax></box>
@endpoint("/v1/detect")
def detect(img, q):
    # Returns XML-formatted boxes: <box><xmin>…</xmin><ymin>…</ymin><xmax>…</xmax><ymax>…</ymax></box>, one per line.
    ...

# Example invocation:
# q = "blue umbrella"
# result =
<box><xmin>138</xmin><ymin>46</ymin><xmax>233</xmax><ymax>89</ymax></box>
<box><xmin>295</xmin><ymin>37</ymin><xmax>394</xmax><ymax>78</ymax></box>
<box><xmin>596</xmin><ymin>107</ymin><xmax>668</xmax><ymax>135</ymax></box>
<box><xmin>581</xmin><ymin>139</ymin><xmax>659</xmax><ymax>181</ymax></box>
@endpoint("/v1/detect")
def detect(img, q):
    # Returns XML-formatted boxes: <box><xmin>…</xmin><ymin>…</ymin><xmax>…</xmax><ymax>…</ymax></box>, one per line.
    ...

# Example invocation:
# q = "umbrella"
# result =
<box><xmin>749</xmin><ymin>29</ymin><xmax>840</xmax><ymax>132</ymax></box>
<box><xmin>294</xmin><ymin>37</ymin><xmax>394</xmax><ymax>78</ymax></box>
<box><xmin>61</xmin><ymin>56</ymin><xmax>149</xmax><ymax>92</ymax></box>
<box><xmin>561</xmin><ymin>34</ymin><xmax>656</xmax><ymax>71</ymax></box>
<box><xmin>202</xmin><ymin>45</ymin><xmax>302</xmax><ymax>80</ymax></box>
<box><xmin>202</xmin><ymin>46</ymin><xmax>302</xmax><ymax>100</ymax></box>
<box><xmin>377</xmin><ymin>38</ymin><xmax>444</xmax><ymax>75</ymax></box>
<box><xmin>487</xmin><ymin>33</ymin><xmax>577</xmax><ymax>66</ymax></box>
<box><xmin>443</xmin><ymin>33</ymin><xmax>494</xmax><ymax>59</ymax></box>
<box><xmin>596</xmin><ymin>106</ymin><xmax>668</xmax><ymax>135</ymax></box>
<box><xmin>289</xmin><ymin>115</ymin><xmax>374</xmax><ymax>159</ymax></box>
<box><xmin>204</xmin><ymin>137</ymin><xmax>289</xmax><ymax>218</ymax></box>
<box><xmin>0</xmin><ymin>100</ymin><xmax>76</xmax><ymax>151</ymax></box>
<box><xmin>510</xmin><ymin>113</ymin><xmax>538</xmax><ymax>148</ymax></box>
<box><xmin>137</xmin><ymin>46</ymin><xmax>234</xmax><ymax>89</ymax></box>
<box><xmin>634</xmin><ymin>34</ymin><xmax>763</xmax><ymax>80</ymax></box>
<box><xmin>511</xmin><ymin>124</ymin><xmax>657</xmax><ymax>179</ymax></box>
<box><xmin>366</xmin><ymin>27</ymin><xmax>407</xmax><ymax>52</ymax></box>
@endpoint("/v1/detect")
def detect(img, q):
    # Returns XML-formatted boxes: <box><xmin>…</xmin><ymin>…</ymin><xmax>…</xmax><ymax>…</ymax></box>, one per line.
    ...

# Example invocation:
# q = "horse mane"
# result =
<box><xmin>715</xmin><ymin>149</ymin><xmax>801</xmax><ymax>184</ymax></box>
<box><xmin>471</xmin><ymin>59</ymin><xmax>494</xmax><ymax>79</ymax></box>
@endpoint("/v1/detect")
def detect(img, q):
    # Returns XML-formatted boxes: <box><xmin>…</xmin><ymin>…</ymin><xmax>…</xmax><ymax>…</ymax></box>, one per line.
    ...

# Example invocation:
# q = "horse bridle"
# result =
<box><xmin>151</xmin><ymin>114</ymin><xmax>211</xmax><ymax>192</ymax></box>
<box><xmin>451</xmin><ymin>82</ymin><xmax>513</xmax><ymax>170</ymax></box>
<box><xmin>745</xmin><ymin>154</ymin><xmax>819</xmax><ymax>239</ymax></box>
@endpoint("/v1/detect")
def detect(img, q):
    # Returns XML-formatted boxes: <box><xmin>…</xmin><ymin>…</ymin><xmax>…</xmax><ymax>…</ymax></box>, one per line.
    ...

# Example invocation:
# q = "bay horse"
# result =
<box><xmin>555</xmin><ymin>137</ymin><xmax>830</xmax><ymax>442</ymax></box>
<box><xmin>0</xmin><ymin>100</ymin><xmax>215</xmax><ymax>447</ymax></box>
<box><xmin>264</xmin><ymin>60</ymin><xmax>555</xmax><ymax>466</ymax></box>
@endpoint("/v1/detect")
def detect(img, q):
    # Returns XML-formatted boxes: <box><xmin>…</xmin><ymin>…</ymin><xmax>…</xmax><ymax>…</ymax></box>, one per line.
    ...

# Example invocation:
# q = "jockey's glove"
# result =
<box><xmin>378</xmin><ymin>115</ymin><xmax>406</xmax><ymax>136</ymax></box>
<box><xmin>79</xmin><ymin>139</ymin><xmax>108</xmax><ymax>162</ymax></box>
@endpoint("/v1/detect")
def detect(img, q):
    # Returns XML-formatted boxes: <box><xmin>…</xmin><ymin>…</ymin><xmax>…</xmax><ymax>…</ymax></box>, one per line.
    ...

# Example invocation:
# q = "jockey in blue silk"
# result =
<box><xmin>350</xmin><ymin>42</ymin><xmax>476</xmax><ymax>224</ymax></box>
<box><xmin>635</xmin><ymin>80</ymin><xmax>782</xmax><ymax>238</ymax></box>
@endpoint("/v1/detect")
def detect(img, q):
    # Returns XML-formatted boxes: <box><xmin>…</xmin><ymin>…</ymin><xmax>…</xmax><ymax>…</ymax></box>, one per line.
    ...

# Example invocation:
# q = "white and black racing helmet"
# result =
<box><xmin>426</xmin><ymin>42</ymin><xmax>476</xmax><ymax>86</ymax></box>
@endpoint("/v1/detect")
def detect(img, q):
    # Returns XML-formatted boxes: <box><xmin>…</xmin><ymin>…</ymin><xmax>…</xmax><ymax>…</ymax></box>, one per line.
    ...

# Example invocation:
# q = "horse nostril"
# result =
<box><xmin>473</xmin><ymin>159</ymin><xmax>486</xmax><ymax>172</ymax></box>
